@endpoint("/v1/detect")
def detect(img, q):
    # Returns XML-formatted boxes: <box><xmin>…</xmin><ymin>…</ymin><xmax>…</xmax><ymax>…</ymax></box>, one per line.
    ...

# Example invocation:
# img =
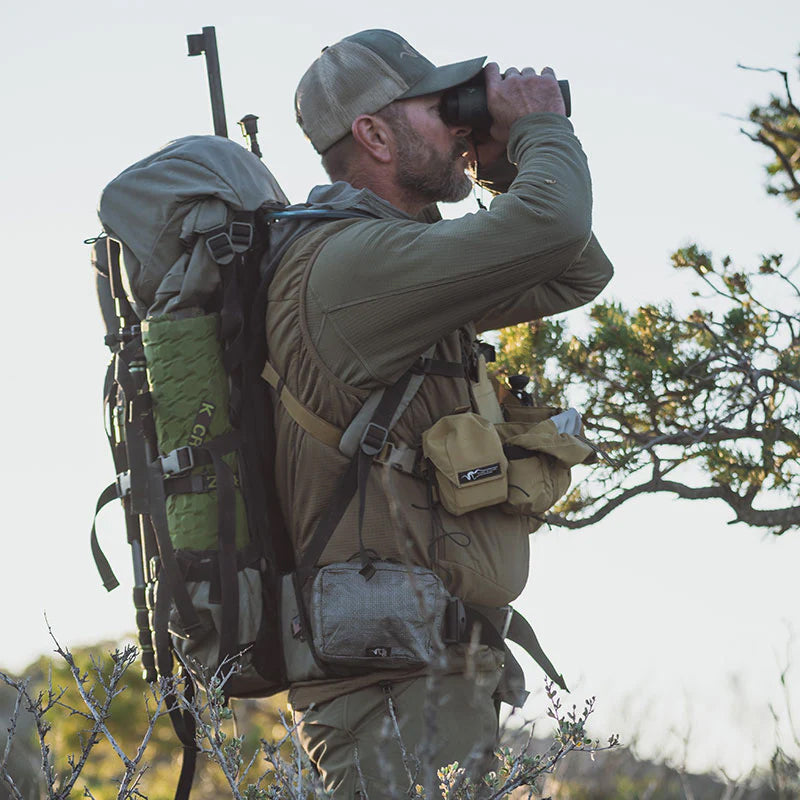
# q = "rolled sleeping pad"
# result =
<box><xmin>142</xmin><ymin>312</ymin><xmax>249</xmax><ymax>551</ymax></box>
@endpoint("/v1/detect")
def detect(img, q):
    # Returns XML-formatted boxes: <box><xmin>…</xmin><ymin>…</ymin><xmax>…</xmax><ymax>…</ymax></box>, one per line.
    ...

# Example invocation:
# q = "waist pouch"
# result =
<box><xmin>309</xmin><ymin>561</ymin><xmax>451</xmax><ymax>670</ymax></box>
<box><xmin>422</xmin><ymin>410</ymin><xmax>592</xmax><ymax>520</ymax></box>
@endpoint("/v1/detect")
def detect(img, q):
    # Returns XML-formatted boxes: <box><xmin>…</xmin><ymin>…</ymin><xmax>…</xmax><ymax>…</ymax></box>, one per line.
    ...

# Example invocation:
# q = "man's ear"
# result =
<box><xmin>351</xmin><ymin>114</ymin><xmax>393</xmax><ymax>164</ymax></box>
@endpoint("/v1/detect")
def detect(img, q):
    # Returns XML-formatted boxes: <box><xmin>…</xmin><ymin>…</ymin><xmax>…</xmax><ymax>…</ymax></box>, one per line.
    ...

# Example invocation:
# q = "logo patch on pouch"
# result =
<box><xmin>365</xmin><ymin>646</ymin><xmax>392</xmax><ymax>658</ymax></box>
<box><xmin>458</xmin><ymin>463</ymin><xmax>502</xmax><ymax>484</ymax></box>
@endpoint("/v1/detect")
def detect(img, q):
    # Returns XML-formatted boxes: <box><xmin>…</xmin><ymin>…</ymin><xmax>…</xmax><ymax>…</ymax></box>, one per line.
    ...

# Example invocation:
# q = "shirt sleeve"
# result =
<box><xmin>473</xmin><ymin>233</ymin><xmax>613</xmax><ymax>333</ymax></box>
<box><xmin>305</xmin><ymin>113</ymin><xmax>603</xmax><ymax>387</ymax></box>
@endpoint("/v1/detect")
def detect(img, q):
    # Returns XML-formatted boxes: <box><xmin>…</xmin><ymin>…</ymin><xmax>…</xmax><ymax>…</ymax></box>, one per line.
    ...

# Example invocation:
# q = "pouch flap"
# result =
<box><xmin>497</xmin><ymin>421</ymin><xmax>593</xmax><ymax>468</ymax></box>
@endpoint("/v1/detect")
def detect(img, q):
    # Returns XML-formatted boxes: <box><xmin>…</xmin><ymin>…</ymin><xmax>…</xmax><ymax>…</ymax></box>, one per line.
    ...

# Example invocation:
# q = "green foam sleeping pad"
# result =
<box><xmin>142</xmin><ymin>312</ymin><xmax>249</xmax><ymax>551</ymax></box>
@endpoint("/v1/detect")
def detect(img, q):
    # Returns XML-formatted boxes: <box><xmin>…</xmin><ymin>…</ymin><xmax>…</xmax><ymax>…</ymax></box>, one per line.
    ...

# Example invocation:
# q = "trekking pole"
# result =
<box><xmin>238</xmin><ymin>114</ymin><xmax>262</xmax><ymax>158</ymax></box>
<box><xmin>186</xmin><ymin>26</ymin><xmax>228</xmax><ymax>137</ymax></box>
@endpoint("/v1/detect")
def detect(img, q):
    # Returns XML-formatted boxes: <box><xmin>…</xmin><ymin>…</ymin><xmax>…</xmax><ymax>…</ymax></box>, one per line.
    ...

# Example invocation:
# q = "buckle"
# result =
<box><xmin>159</xmin><ymin>446</ymin><xmax>195</xmax><ymax>476</ymax></box>
<box><xmin>443</xmin><ymin>598</ymin><xmax>466</xmax><ymax>645</ymax></box>
<box><xmin>205</xmin><ymin>230</ymin><xmax>234</xmax><ymax>265</ymax></box>
<box><xmin>115</xmin><ymin>471</ymin><xmax>131</xmax><ymax>498</ymax></box>
<box><xmin>360</xmin><ymin>422</ymin><xmax>389</xmax><ymax>456</ymax></box>
<box><xmin>229</xmin><ymin>221</ymin><xmax>253</xmax><ymax>253</ymax></box>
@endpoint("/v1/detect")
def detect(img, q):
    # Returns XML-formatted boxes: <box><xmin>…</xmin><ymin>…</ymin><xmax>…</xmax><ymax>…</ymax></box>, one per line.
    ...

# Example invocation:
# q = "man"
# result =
<box><xmin>264</xmin><ymin>29</ymin><xmax>613</xmax><ymax>798</ymax></box>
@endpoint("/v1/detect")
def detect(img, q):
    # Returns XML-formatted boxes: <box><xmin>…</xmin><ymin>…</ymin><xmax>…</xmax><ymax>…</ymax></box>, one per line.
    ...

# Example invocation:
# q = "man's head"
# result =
<box><xmin>295</xmin><ymin>30</ymin><xmax>486</xmax><ymax>211</ymax></box>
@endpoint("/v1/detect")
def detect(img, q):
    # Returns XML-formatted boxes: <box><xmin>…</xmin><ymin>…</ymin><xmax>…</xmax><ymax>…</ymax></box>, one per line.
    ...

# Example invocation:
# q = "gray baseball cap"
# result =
<box><xmin>295</xmin><ymin>29</ymin><xmax>486</xmax><ymax>153</ymax></box>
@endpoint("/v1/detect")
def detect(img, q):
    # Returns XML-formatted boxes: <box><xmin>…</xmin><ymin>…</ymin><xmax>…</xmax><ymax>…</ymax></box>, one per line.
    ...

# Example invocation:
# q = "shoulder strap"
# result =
<box><xmin>337</xmin><ymin>344</ymin><xmax>436</xmax><ymax>458</ymax></box>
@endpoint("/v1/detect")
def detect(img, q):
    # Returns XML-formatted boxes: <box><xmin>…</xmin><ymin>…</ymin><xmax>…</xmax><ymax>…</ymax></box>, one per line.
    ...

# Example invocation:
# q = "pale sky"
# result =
<box><xmin>1</xmin><ymin>0</ymin><xmax>799</xmax><ymax>779</ymax></box>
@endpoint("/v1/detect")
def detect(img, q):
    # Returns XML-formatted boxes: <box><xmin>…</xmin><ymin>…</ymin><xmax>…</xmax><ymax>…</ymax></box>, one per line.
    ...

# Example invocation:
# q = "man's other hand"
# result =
<box><xmin>484</xmin><ymin>62</ymin><xmax>566</xmax><ymax>145</ymax></box>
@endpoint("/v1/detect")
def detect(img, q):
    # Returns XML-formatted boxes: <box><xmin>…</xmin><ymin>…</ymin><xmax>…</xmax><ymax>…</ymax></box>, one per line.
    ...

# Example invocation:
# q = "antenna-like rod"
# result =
<box><xmin>186</xmin><ymin>26</ymin><xmax>228</xmax><ymax>137</ymax></box>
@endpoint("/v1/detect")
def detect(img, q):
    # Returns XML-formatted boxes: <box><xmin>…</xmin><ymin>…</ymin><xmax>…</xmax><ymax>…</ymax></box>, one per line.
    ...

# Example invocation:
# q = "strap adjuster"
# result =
<box><xmin>159</xmin><ymin>446</ymin><xmax>195</xmax><ymax>476</ymax></box>
<box><xmin>360</xmin><ymin>422</ymin><xmax>389</xmax><ymax>456</ymax></box>
<box><xmin>443</xmin><ymin>598</ymin><xmax>466</xmax><ymax>644</ymax></box>
<box><xmin>205</xmin><ymin>230</ymin><xmax>234</xmax><ymax>265</ymax></box>
<box><xmin>229</xmin><ymin>221</ymin><xmax>253</xmax><ymax>252</ymax></box>
<box><xmin>116</xmin><ymin>471</ymin><xmax>131</xmax><ymax>498</ymax></box>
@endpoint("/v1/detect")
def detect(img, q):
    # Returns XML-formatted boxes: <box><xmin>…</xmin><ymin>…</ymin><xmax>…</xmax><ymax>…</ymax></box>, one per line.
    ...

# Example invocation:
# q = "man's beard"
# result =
<box><xmin>392</xmin><ymin>116</ymin><xmax>473</xmax><ymax>205</ymax></box>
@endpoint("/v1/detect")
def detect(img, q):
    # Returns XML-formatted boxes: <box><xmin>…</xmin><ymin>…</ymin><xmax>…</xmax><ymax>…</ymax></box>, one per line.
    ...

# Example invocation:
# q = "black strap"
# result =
<box><xmin>204</xmin><ymin>436</ymin><xmax>240</xmax><ymax>676</ymax></box>
<box><xmin>505</xmin><ymin>608</ymin><xmax>567</xmax><ymax>691</ymax></box>
<box><xmin>90</xmin><ymin>482</ymin><xmax>122</xmax><ymax>591</ymax></box>
<box><xmin>465</xmin><ymin>606</ymin><xmax>567</xmax><ymax>702</ymax></box>
<box><xmin>152</xmin><ymin>576</ymin><xmax>198</xmax><ymax>800</ymax></box>
<box><xmin>298</xmin><ymin>456</ymin><xmax>359</xmax><ymax>576</ymax></box>
<box><xmin>297</xmin><ymin>368</ymin><xmax>417</xmax><ymax>579</ymax></box>
<box><xmin>411</xmin><ymin>357</ymin><xmax>465</xmax><ymax>378</ymax></box>
<box><xmin>503</xmin><ymin>444</ymin><xmax>539</xmax><ymax>461</ymax></box>
<box><xmin>147</xmin><ymin>460</ymin><xmax>202</xmax><ymax>635</ymax></box>
<box><xmin>354</xmin><ymin>370</ymin><xmax>414</xmax><ymax>578</ymax></box>
<box><xmin>173</xmin><ymin>686</ymin><xmax>198</xmax><ymax>800</ymax></box>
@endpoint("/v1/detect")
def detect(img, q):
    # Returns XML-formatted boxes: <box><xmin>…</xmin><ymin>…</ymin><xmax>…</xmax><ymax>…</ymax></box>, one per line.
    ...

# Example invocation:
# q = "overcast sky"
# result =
<box><xmin>1</xmin><ymin>0</ymin><xmax>798</xmax><ymax>778</ymax></box>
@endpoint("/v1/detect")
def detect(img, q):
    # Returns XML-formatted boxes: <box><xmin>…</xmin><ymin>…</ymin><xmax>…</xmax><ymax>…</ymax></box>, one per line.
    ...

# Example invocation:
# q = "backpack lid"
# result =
<box><xmin>98</xmin><ymin>135</ymin><xmax>289</xmax><ymax>318</ymax></box>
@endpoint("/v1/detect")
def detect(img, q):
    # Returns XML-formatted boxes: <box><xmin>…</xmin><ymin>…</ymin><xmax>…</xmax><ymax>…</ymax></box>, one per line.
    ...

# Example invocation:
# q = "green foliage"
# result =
<box><xmin>490</xmin><ymin>50</ymin><xmax>800</xmax><ymax>534</ymax></box>
<box><xmin>3</xmin><ymin>644</ymin><xmax>621</xmax><ymax>800</ymax></box>
<box><xmin>2</xmin><ymin>639</ymin><xmax>289</xmax><ymax>800</ymax></box>
<box><xmin>742</xmin><ymin>52</ymin><xmax>800</xmax><ymax>212</ymax></box>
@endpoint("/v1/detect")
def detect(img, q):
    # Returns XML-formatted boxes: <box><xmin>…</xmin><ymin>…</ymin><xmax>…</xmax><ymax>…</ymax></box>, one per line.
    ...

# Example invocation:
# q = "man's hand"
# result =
<box><xmin>484</xmin><ymin>62</ymin><xmax>566</xmax><ymax>147</ymax></box>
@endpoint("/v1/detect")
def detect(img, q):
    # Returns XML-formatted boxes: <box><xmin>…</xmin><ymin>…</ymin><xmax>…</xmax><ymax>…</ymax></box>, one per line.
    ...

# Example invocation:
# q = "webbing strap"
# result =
<box><xmin>465</xmin><ymin>606</ymin><xmax>567</xmax><ymax>708</ymax></box>
<box><xmin>339</xmin><ymin>345</ymin><xmax>436</xmax><ymax>459</ymax></box>
<box><xmin>505</xmin><ymin>608</ymin><xmax>567</xmax><ymax>691</ymax></box>
<box><xmin>152</xmin><ymin>577</ymin><xmax>197</xmax><ymax>800</ymax></box>
<box><xmin>296</xmin><ymin>368</ymin><xmax>415</xmax><ymax>578</ymax></box>
<box><xmin>261</xmin><ymin>361</ymin><xmax>342</xmax><ymax>448</ymax></box>
<box><xmin>205</xmin><ymin>436</ymin><xmax>240</xmax><ymax>675</ymax></box>
<box><xmin>298</xmin><ymin>456</ymin><xmax>359</xmax><ymax>576</ymax></box>
<box><xmin>90</xmin><ymin>482</ymin><xmax>122</xmax><ymax>591</ymax></box>
<box><xmin>354</xmin><ymin>370</ymin><xmax>414</xmax><ymax>578</ymax></box>
<box><xmin>411</xmin><ymin>357</ymin><xmax>465</xmax><ymax>378</ymax></box>
<box><xmin>147</xmin><ymin>460</ymin><xmax>202</xmax><ymax>635</ymax></box>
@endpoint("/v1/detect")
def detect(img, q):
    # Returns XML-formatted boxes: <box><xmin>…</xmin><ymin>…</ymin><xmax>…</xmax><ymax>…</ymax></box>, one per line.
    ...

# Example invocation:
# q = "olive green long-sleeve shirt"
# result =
<box><xmin>302</xmin><ymin>112</ymin><xmax>613</xmax><ymax>387</ymax></box>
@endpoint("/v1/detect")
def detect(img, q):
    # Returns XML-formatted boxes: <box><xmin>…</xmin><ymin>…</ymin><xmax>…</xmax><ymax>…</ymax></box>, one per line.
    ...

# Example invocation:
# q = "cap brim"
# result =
<box><xmin>398</xmin><ymin>55</ymin><xmax>487</xmax><ymax>99</ymax></box>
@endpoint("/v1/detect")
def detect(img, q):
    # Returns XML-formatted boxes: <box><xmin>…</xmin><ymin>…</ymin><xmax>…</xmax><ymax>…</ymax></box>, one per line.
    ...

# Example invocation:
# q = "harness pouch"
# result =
<box><xmin>310</xmin><ymin>562</ymin><xmax>450</xmax><ymax>670</ymax></box>
<box><xmin>496</xmin><ymin>420</ymin><xmax>593</xmax><ymax>521</ymax></box>
<box><xmin>422</xmin><ymin>412</ymin><xmax>508</xmax><ymax>516</ymax></box>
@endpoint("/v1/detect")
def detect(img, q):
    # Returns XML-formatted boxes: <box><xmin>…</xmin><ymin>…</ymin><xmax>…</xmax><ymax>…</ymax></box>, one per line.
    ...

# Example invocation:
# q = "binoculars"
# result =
<box><xmin>441</xmin><ymin>72</ymin><xmax>571</xmax><ymax>139</ymax></box>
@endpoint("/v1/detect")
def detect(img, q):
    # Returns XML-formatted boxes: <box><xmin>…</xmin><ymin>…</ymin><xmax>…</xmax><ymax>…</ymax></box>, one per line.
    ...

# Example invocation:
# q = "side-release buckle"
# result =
<box><xmin>159</xmin><ymin>446</ymin><xmax>195</xmax><ymax>476</ymax></box>
<box><xmin>443</xmin><ymin>597</ymin><xmax>466</xmax><ymax>645</ymax></box>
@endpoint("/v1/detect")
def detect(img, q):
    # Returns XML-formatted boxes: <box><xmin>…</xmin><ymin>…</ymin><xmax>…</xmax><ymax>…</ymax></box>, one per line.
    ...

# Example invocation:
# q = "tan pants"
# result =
<box><xmin>295</xmin><ymin>666</ymin><xmax>503</xmax><ymax>799</ymax></box>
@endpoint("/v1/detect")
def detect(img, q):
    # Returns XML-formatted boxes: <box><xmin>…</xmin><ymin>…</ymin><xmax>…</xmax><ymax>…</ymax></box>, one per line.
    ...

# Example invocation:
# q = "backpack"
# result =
<box><xmin>88</xmin><ymin>134</ymin><xmax>370</xmax><ymax>799</ymax></box>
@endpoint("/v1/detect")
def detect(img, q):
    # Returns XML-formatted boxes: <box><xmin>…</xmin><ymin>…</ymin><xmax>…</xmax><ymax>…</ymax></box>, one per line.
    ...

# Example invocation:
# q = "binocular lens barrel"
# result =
<box><xmin>441</xmin><ymin>75</ymin><xmax>571</xmax><ymax>135</ymax></box>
